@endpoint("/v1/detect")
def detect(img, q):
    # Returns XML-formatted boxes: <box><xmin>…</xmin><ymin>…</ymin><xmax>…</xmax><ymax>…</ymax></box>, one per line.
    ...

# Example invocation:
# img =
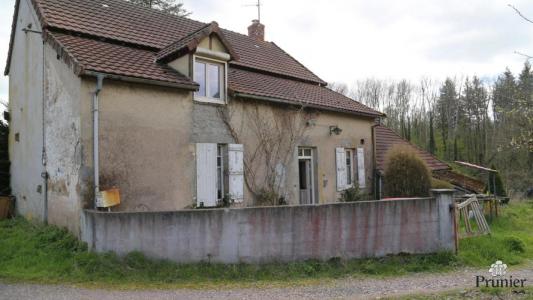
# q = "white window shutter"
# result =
<box><xmin>228</xmin><ymin>144</ymin><xmax>244</xmax><ymax>203</ymax></box>
<box><xmin>336</xmin><ymin>147</ymin><xmax>347</xmax><ymax>191</ymax></box>
<box><xmin>196</xmin><ymin>143</ymin><xmax>218</xmax><ymax>207</ymax></box>
<box><xmin>357</xmin><ymin>147</ymin><xmax>366</xmax><ymax>188</ymax></box>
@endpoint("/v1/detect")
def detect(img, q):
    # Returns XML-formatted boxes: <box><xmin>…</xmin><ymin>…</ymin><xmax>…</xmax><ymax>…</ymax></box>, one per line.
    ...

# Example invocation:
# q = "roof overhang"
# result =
<box><xmin>156</xmin><ymin>21</ymin><xmax>238</xmax><ymax>64</ymax></box>
<box><xmin>232</xmin><ymin>91</ymin><xmax>382</xmax><ymax>118</ymax></box>
<box><xmin>82</xmin><ymin>71</ymin><xmax>199</xmax><ymax>91</ymax></box>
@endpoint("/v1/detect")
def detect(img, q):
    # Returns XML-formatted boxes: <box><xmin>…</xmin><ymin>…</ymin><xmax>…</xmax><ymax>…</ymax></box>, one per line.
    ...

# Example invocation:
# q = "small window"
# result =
<box><xmin>194</xmin><ymin>58</ymin><xmax>225</xmax><ymax>103</ymax></box>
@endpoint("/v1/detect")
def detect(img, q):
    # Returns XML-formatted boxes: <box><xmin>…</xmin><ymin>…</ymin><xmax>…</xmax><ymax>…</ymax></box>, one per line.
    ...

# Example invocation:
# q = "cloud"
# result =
<box><xmin>1</xmin><ymin>0</ymin><xmax>532</xmax><ymax>97</ymax></box>
<box><xmin>0</xmin><ymin>1</ymin><xmax>15</xmax><ymax>102</ymax></box>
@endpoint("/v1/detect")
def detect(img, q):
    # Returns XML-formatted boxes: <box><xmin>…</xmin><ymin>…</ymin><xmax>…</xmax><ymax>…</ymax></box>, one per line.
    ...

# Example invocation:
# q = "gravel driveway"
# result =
<box><xmin>1</xmin><ymin>266</ymin><xmax>531</xmax><ymax>300</ymax></box>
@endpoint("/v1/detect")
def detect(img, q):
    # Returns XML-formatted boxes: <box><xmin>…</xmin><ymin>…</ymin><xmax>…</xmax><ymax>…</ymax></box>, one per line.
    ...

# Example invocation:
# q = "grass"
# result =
<box><xmin>457</xmin><ymin>200</ymin><xmax>533</xmax><ymax>268</ymax></box>
<box><xmin>0</xmin><ymin>200</ymin><xmax>532</xmax><ymax>289</ymax></box>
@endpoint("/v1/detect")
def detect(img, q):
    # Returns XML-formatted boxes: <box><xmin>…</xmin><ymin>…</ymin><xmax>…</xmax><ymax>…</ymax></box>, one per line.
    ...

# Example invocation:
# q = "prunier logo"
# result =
<box><xmin>489</xmin><ymin>260</ymin><xmax>507</xmax><ymax>277</ymax></box>
<box><xmin>476</xmin><ymin>260</ymin><xmax>527</xmax><ymax>288</ymax></box>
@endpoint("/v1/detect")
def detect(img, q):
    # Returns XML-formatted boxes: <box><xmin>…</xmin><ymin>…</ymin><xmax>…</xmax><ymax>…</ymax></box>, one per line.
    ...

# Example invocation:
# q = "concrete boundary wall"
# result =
<box><xmin>81</xmin><ymin>190</ymin><xmax>456</xmax><ymax>263</ymax></box>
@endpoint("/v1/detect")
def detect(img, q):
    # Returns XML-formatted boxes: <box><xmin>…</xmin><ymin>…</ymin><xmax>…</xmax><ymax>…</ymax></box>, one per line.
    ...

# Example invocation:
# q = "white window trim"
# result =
<box><xmin>193</xmin><ymin>55</ymin><xmax>228</xmax><ymax>104</ymax></box>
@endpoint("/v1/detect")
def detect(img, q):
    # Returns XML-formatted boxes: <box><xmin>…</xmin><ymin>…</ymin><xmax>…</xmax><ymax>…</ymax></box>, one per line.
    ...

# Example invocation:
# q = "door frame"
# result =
<box><xmin>298</xmin><ymin>147</ymin><xmax>316</xmax><ymax>204</ymax></box>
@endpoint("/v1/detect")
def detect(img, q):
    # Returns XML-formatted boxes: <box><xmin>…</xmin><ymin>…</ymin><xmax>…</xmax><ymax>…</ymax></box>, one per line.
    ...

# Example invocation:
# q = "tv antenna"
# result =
<box><xmin>244</xmin><ymin>0</ymin><xmax>262</xmax><ymax>22</ymax></box>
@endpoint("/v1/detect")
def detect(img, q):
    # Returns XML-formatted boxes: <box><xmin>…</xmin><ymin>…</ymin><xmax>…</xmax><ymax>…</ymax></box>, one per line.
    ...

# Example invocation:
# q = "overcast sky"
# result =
<box><xmin>1</xmin><ymin>0</ymin><xmax>533</xmax><ymax>102</ymax></box>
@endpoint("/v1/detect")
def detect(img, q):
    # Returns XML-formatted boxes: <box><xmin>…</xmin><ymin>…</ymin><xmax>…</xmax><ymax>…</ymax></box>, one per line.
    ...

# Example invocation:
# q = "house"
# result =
<box><xmin>5</xmin><ymin>0</ymin><xmax>384</xmax><ymax>235</ymax></box>
<box><xmin>373</xmin><ymin>124</ymin><xmax>485</xmax><ymax>197</ymax></box>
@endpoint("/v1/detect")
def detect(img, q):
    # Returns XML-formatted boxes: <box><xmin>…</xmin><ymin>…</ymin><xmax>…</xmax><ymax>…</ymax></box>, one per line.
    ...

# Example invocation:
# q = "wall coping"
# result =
<box><xmin>84</xmin><ymin>197</ymin><xmax>435</xmax><ymax>215</ymax></box>
<box><xmin>431</xmin><ymin>189</ymin><xmax>455</xmax><ymax>194</ymax></box>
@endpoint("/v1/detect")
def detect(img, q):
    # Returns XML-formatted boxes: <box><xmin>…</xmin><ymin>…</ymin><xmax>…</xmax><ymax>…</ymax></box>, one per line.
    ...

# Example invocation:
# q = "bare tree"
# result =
<box><xmin>219</xmin><ymin>100</ymin><xmax>313</xmax><ymax>205</ymax></box>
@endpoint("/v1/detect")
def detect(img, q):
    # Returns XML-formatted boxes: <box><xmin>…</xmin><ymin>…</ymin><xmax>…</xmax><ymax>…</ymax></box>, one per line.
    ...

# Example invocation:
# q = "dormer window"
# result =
<box><xmin>194</xmin><ymin>57</ymin><xmax>226</xmax><ymax>104</ymax></box>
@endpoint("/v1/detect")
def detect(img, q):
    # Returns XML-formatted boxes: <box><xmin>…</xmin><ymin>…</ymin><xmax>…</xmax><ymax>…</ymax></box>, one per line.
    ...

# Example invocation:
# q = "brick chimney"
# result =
<box><xmin>247</xmin><ymin>19</ymin><xmax>265</xmax><ymax>42</ymax></box>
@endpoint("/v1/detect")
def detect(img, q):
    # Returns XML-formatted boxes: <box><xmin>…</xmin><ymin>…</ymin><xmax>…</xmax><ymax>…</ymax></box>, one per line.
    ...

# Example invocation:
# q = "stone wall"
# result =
<box><xmin>81</xmin><ymin>190</ymin><xmax>456</xmax><ymax>263</ymax></box>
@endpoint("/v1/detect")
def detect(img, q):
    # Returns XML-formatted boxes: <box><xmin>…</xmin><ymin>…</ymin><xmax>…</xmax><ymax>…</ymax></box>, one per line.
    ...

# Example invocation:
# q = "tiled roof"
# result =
<box><xmin>374</xmin><ymin>125</ymin><xmax>449</xmax><ymax>172</ymax></box>
<box><xmin>27</xmin><ymin>0</ymin><xmax>325</xmax><ymax>84</ymax></box>
<box><xmin>5</xmin><ymin>0</ymin><xmax>383</xmax><ymax>116</ymax></box>
<box><xmin>48</xmin><ymin>32</ymin><xmax>197</xmax><ymax>88</ymax></box>
<box><xmin>228</xmin><ymin>68</ymin><xmax>383</xmax><ymax>117</ymax></box>
<box><xmin>433</xmin><ymin>170</ymin><xmax>486</xmax><ymax>194</ymax></box>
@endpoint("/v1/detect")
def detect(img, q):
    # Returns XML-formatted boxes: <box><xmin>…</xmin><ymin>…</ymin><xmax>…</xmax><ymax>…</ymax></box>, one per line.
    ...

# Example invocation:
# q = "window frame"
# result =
<box><xmin>193</xmin><ymin>55</ymin><xmax>227</xmax><ymax>104</ymax></box>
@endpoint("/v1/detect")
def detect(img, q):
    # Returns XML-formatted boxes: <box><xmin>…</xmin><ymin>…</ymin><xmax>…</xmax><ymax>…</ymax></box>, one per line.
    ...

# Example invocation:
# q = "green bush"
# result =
<box><xmin>431</xmin><ymin>178</ymin><xmax>454</xmax><ymax>189</ymax></box>
<box><xmin>504</xmin><ymin>236</ymin><xmax>526</xmax><ymax>253</ymax></box>
<box><xmin>339</xmin><ymin>186</ymin><xmax>365</xmax><ymax>202</ymax></box>
<box><xmin>383</xmin><ymin>145</ymin><xmax>431</xmax><ymax>198</ymax></box>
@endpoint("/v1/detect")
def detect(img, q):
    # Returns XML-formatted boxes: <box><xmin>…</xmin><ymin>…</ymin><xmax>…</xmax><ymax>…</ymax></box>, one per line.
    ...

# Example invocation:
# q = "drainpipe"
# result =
<box><xmin>41</xmin><ymin>38</ymin><xmax>48</xmax><ymax>224</ymax></box>
<box><xmin>93</xmin><ymin>75</ymin><xmax>104</xmax><ymax>208</ymax></box>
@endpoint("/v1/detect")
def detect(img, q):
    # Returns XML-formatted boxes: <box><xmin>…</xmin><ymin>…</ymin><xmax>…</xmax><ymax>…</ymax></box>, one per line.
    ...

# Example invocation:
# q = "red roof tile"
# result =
<box><xmin>49</xmin><ymin>32</ymin><xmax>197</xmax><ymax>87</ymax></box>
<box><xmin>31</xmin><ymin>0</ymin><xmax>325</xmax><ymax>84</ymax></box>
<box><xmin>228</xmin><ymin>68</ymin><xmax>383</xmax><ymax>116</ymax></box>
<box><xmin>374</xmin><ymin>125</ymin><xmax>449</xmax><ymax>172</ymax></box>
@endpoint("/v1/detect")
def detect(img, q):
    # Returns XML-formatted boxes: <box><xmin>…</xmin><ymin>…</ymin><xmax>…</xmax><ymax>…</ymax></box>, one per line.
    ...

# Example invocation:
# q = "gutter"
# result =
<box><xmin>83</xmin><ymin>71</ymin><xmax>198</xmax><ymax>91</ymax></box>
<box><xmin>232</xmin><ymin>92</ymin><xmax>382</xmax><ymax>118</ymax></box>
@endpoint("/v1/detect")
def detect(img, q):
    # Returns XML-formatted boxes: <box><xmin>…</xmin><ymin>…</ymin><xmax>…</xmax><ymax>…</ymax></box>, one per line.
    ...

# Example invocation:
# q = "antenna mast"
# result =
<box><xmin>257</xmin><ymin>0</ymin><xmax>261</xmax><ymax>22</ymax></box>
<box><xmin>244</xmin><ymin>0</ymin><xmax>262</xmax><ymax>22</ymax></box>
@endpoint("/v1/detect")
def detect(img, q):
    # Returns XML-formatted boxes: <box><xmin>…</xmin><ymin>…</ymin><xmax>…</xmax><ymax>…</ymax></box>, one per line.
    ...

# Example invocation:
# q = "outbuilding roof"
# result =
<box><xmin>374</xmin><ymin>125</ymin><xmax>450</xmax><ymax>172</ymax></box>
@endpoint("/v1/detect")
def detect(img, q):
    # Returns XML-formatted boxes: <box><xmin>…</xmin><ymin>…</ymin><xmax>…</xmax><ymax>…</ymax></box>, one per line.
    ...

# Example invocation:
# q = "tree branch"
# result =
<box><xmin>514</xmin><ymin>50</ymin><xmax>533</xmax><ymax>59</ymax></box>
<box><xmin>508</xmin><ymin>4</ymin><xmax>533</xmax><ymax>24</ymax></box>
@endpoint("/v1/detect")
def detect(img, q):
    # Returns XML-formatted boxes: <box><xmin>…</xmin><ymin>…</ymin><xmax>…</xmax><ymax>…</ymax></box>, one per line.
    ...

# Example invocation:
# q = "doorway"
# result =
<box><xmin>298</xmin><ymin>147</ymin><xmax>315</xmax><ymax>204</ymax></box>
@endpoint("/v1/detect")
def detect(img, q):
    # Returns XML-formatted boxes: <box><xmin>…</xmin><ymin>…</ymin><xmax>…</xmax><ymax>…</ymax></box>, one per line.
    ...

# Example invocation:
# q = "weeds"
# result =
<box><xmin>0</xmin><ymin>200</ymin><xmax>532</xmax><ymax>289</ymax></box>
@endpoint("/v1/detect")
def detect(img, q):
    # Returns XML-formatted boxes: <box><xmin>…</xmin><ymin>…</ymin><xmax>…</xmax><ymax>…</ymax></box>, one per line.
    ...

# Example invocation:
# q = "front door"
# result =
<box><xmin>298</xmin><ymin>148</ymin><xmax>315</xmax><ymax>204</ymax></box>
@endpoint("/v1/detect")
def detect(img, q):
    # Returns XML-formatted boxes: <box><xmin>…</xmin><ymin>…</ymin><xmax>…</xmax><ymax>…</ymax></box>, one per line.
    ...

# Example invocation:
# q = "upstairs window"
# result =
<box><xmin>194</xmin><ymin>58</ymin><xmax>225</xmax><ymax>104</ymax></box>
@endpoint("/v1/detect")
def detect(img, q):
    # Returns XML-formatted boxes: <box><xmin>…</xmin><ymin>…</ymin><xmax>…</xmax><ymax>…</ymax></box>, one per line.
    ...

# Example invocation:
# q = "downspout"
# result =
<box><xmin>371</xmin><ymin>120</ymin><xmax>380</xmax><ymax>200</ymax></box>
<box><xmin>93</xmin><ymin>75</ymin><xmax>104</xmax><ymax>208</ymax></box>
<box><xmin>41</xmin><ymin>37</ymin><xmax>48</xmax><ymax>224</ymax></box>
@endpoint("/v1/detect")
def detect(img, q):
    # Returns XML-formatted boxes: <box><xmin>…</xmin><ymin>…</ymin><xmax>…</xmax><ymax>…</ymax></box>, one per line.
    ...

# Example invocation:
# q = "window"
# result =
<box><xmin>345</xmin><ymin>149</ymin><xmax>353</xmax><ymax>187</ymax></box>
<box><xmin>196</xmin><ymin>143</ymin><xmax>244</xmax><ymax>207</ymax></box>
<box><xmin>217</xmin><ymin>145</ymin><xmax>224</xmax><ymax>201</ymax></box>
<box><xmin>337</xmin><ymin>147</ymin><xmax>365</xmax><ymax>191</ymax></box>
<box><xmin>194</xmin><ymin>58</ymin><xmax>225</xmax><ymax>103</ymax></box>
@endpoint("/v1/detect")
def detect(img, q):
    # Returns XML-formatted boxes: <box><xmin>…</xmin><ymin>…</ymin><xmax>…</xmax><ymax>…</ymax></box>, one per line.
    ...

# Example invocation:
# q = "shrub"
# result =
<box><xmin>339</xmin><ymin>186</ymin><xmax>365</xmax><ymax>202</ymax></box>
<box><xmin>504</xmin><ymin>236</ymin><xmax>526</xmax><ymax>253</ymax></box>
<box><xmin>383</xmin><ymin>145</ymin><xmax>431</xmax><ymax>198</ymax></box>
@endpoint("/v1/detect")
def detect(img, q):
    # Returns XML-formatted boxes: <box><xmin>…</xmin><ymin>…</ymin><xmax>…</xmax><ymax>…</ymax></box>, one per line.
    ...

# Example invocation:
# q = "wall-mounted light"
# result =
<box><xmin>329</xmin><ymin>125</ymin><xmax>342</xmax><ymax>136</ymax></box>
<box><xmin>306</xmin><ymin>119</ymin><xmax>316</xmax><ymax>127</ymax></box>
